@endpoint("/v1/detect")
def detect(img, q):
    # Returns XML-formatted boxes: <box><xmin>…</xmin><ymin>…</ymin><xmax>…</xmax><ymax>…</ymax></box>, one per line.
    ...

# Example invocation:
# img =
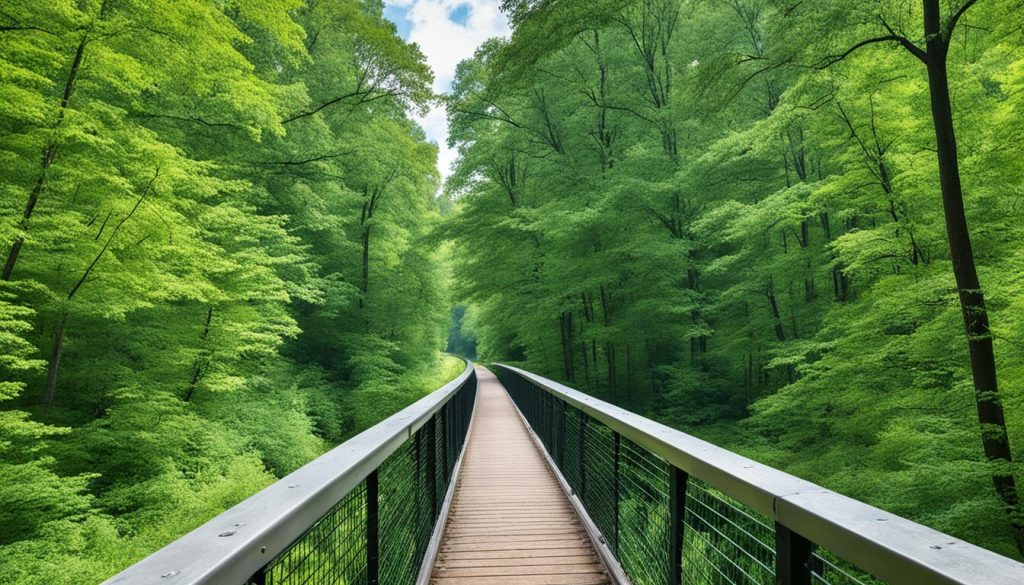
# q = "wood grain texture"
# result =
<box><xmin>430</xmin><ymin>367</ymin><xmax>610</xmax><ymax>584</ymax></box>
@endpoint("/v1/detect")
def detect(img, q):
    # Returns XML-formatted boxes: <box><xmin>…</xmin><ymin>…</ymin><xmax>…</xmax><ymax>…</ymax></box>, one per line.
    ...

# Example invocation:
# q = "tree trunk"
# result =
<box><xmin>766</xmin><ymin>281</ymin><xmax>786</xmax><ymax>341</ymax></box>
<box><xmin>688</xmin><ymin>266</ymin><xmax>707</xmax><ymax>361</ymax></box>
<box><xmin>746</xmin><ymin>351</ymin><xmax>753</xmax><ymax>403</ymax></box>
<box><xmin>832</xmin><ymin>266</ymin><xmax>849</xmax><ymax>302</ymax></box>
<box><xmin>43</xmin><ymin>311</ymin><xmax>68</xmax><ymax>410</ymax></box>
<box><xmin>625</xmin><ymin>343</ymin><xmax>633</xmax><ymax>396</ymax></box>
<box><xmin>581</xmin><ymin>339</ymin><xmax>591</xmax><ymax>387</ymax></box>
<box><xmin>922</xmin><ymin>0</ymin><xmax>1024</xmax><ymax>555</ymax></box>
<box><xmin>3</xmin><ymin>35</ymin><xmax>88</xmax><ymax>281</ymax></box>
<box><xmin>184</xmin><ymin>306</ymin><xmax>214</xmax><ymax>402</ymax></box>
<box><xmin>605</xmin><ymin>342</ymin><xmax>616</xmax><ymax>401</ymax></box>
<box><xmin>39</xmin><ymin>168</ymin><xmax>156</xmax><ymax>410</ymax></box>
<box><xmin>559</xmin><ymin>311</ymin><xmax>576</xmax><ymax>383</ymax></box>
<box><xmin>360</xmin><ymin>226</ymin><xmax>370</xmax><ymax>309</ymax></box>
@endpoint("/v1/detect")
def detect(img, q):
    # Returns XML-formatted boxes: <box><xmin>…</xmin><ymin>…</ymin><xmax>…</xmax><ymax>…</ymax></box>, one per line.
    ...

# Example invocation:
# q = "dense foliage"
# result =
<box><xmin>0</xmin><ymin>1</ymin><xmax>454</xmax><ymax>582</ymax></box>
<box><xmin>445</xmin><ymin>0</ymin><xmax>1024</xmax><ymax>559</ymax></box>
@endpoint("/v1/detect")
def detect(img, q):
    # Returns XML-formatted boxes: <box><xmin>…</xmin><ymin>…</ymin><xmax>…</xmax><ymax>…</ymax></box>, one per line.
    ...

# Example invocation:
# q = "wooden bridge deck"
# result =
<box><xmin>430</xmin><ymin>367</ymin><xmax>611</xmax><ymax>585</ymax></box>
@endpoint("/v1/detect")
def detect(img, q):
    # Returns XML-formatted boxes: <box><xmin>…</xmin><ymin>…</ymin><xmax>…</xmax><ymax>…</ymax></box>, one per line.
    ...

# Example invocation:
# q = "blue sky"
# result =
<box><xmin>383</xmin><ymin>0</ymin><xmax>509</xmax><ymax>180</ymax></box>
<box><xmin>383</xmin><ymin>5</ymin><xmax>413</xmax><ymax>37</ymax></box>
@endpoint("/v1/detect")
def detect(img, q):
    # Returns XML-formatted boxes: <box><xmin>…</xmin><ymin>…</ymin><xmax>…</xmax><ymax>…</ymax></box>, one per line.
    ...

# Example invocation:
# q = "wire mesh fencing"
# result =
<box><xmin>249</xmin><ymin>371</ymin><xmax>477</xmax><ymax>585</ymax></box>
<box><xmin>497</xmin><ymin>366</ymin><xmax>879</xmax><ymax>585</ymax></box>
<box><xmin>259</xmin><ymin>483</ymin><xmax>369</xmax><ymax>585</ymax></box>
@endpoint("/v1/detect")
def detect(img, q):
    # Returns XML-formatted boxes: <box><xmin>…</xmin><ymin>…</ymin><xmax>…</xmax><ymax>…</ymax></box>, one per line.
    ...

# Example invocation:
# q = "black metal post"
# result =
<box><xmin>669</xmin><ymin>466</ymin><xmax>689</xmax><ymax>585</ymax></box>
<box><xmin>579</xmin><ymin>414</ymin><xmax>588</xmax><ymax>503</ymax></box>
<box><xmin>522</xmin><ymin>378</ymin><xmax>529</xmax><ymax>419</ymax></box>
<box><xmin>459</xmin><ymin>381</ymin><xmax>469</xmax><ymax>445</ymax></box>
<box><xmin>545</xmin><ymin>393</ymin><xmax>554</xmax><ymax>447</ymax></box>
<box><xmin>557</xmin><ymin>400</ymin><xmax>567</xmax><ymax>468</ymax></box>
<box><xmin>366</xmin><ymin>470</ymin><xmax>380</xmax><ymax>585</ymax></box>
<box><xmin>546</xmin><ymin>394</ymin><xmax>554</xmax><ymax>449</ymax></box>
<box><xmin>452</xmin><ymin>398</ymin><xmax>458</xmax><ymax>459</ymax></box>
<box><xmin>440</xmin><ymin>408</ymin><xmax>450</xmax><ymax>480</ymax></box>
<box><xmin>413</xmin><ymin>431</ymin><xmax>423</xmax><ymax>531</ymax></box>
<box><xmin>535</xmin><ymin>387</ymin><xmax>543</xmax><ymax>440</ymax></box>
<box><xmin>613</xmin><ymin>431</ymin><xmax>621</xmax><ymax>553</ymax></box>
<box><xmin>530</xmin><ymin>379</ymin><xmax>538</xmax><ymax>426</ymax></box>
<box><xmin>246</xmin><ymin>567</ymin><xmax>267</xmax><ymax>585</ymax></box>
<box><xmin>537</xmin><ymin>388</ymin><xmax>543</xmax><ymax>436</ymax></box>
<box><xmin>427</xmin><ymin>417</ymin><xmax>438</xmax><ymax>518</ymax></box>
<box><xmin>541</xmin><ymin>391</ymin><xmax>550</xmax><ymax>446</ymax></box>
<box><xmin>775</xmin><ymin>523</ymin><xmax>814</xmax><ymax>585</ymax></box>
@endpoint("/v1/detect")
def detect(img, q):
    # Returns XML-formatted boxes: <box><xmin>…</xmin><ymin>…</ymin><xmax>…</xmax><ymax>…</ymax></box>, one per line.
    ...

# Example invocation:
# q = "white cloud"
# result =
<box><xmin>386</xmin><ymin>0</ymin><xmax>510</xmax><ymax>182</ymax></box>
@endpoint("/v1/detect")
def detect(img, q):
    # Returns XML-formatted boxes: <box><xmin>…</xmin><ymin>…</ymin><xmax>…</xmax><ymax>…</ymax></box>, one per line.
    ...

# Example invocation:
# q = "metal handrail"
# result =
<box><xmin>105</xmin><ymin>360</ymin><xmax>476</xmax><ymax>585</ymax></box>
<box><xmin>493</xmin><ymin>362</ymin><xmax>1024</xmax><ymax>585</ymax></box>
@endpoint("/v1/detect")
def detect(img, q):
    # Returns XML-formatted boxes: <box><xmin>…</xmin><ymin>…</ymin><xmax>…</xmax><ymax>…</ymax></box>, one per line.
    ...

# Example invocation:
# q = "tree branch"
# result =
<box><xmin>0</xmin><ymin>24</ymin><xmax>54</xmax><ymax>34</ymax></box>
<box><xmin>452</xmin><ymin>107</ymin><xmax>526</xmax><ymax>130</ymax></box>
<box><xmin>815</xmin><ymin>35</ymin><xmax>924</xmax><ymax>68</ymax></box>
<box><xmin>0</xmin><ymin>11</ymin><xmax>59</xmax><ymax>36</ymax></box>
<box><xmin>136</xmin><ymin>112</ymin><xmax>246</xmax><ymax>131</ymax></box>
<box><xmin>946</xmin><ymin>0</ymin><xmax>980</xmax><ymax>40</ymax></box>
<box><xmin>68</xmin><ymin>169</ymin><xmax>159</xmax><ymax>300</ymax></box>
<box><xmin>880</xmin><ymin>19</ymin><xmax>928</xmax><ymax>63</ymax></box>
<box><xmin>282</xmin><ymin>86</ymin><xmax>402</xmax><ymax>124</ymax></box>
<box><xmin>257</xmin><ymin>151</ymin><xmax>354</xmax><ymax>166</ymax></box>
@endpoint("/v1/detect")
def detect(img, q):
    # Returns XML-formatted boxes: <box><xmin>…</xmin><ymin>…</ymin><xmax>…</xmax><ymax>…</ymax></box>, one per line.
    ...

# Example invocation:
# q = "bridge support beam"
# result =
<box><xmin>669</xmin><ymin>466</ymin><xmax>689</xmax><ymax>585</ymax></box>
<box><xmin>427</xmin><ymin>419</ymin><xmax>438</xmax><ymax>518</ymax></box>
<box><xmin>367</xmin><ymin>470</ymin><xmax>379</xmax><ymax>585</ymax></box>
<box><xmin>613</xmin><ymin>432</ymin><xmax>621</xmax><ymax>553</ymax></box>
<box><xmin>775</xmin><ymin>523</ymin><xmax>814</xmax><ymax>585</ymax></box>
<box><xmin>579</xmin><ymin>415</ymin><xmax>588</xmax><ymax>502</ymax></box>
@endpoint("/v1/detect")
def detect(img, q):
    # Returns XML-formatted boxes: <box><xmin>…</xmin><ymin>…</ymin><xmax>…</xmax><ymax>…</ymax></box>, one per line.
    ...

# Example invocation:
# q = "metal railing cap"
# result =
<box><xmin>778</xmin><ymin>490</ymin><xmax>1024</xmax><ymax>584</ymax></box>
<box><xmin>104</xmin><ymin>359</ymin><xmax>474</xmax><ymax>585</ymax></box>
<box><xmin>492</xmin><ymin>363</ymin><xmax>1024</xmax><ymax>585</ymax></box>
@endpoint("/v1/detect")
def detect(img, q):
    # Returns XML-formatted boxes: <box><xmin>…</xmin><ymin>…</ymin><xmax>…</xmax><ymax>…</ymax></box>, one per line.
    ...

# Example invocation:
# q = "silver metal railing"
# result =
<box><xmin>104</xmin><ymin>360</ymin><xmax>476</xmax><ymax>585</ymax></box>
<box><xmin>494</xmin><ymin>363</ymin><xmax>1024</xmax><ymax>585</ymax></box>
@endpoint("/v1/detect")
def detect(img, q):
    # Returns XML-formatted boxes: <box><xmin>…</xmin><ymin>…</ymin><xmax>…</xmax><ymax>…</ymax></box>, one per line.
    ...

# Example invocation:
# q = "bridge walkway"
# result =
<box><xmin>429</xmin><ymin>367</ymin><xmax>610</xmax><ymax>585</ymax></box>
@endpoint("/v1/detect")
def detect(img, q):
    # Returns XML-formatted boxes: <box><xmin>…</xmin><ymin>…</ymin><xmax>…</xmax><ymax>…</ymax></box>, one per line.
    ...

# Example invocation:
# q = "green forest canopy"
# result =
<box><xmin>1</xmin><ymin>0</ymin><xmax>1024</xmax><ymax>582</ymax></box>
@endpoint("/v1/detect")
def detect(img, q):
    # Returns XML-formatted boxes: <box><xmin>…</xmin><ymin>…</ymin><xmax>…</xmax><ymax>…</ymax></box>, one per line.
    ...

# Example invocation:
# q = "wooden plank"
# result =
<box><xmin>444</xmin><ymin>527</ymin><xmax>585</xmax><ymax>538</ymax></box>
<box><xmin>443</xmin><ymin>533</ymin><xmax>590</xmax><ymax>545</ymax></box>
<box><xmin>437</xmin><ymin>546</ymin><xmax>598</xmax><ymax>561</ymax></box>
<box><xmin>435</xmin><ymin>563</ymin><xmax>608</xmax><ymax>577</ymax></box>
<box><xmin>437</xmin><ymin>554</ymin><xmax>601</xmax><ymax>568</ymax></box>
<box><xmin>430</xmin><ymin>367</ymin><xmax>611</xmax><ymax>584</ymax></box>
<box><xmin>430</xmin><ymin>574</ymin><xmax>610</xmax><ymax>585</ymax></box>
